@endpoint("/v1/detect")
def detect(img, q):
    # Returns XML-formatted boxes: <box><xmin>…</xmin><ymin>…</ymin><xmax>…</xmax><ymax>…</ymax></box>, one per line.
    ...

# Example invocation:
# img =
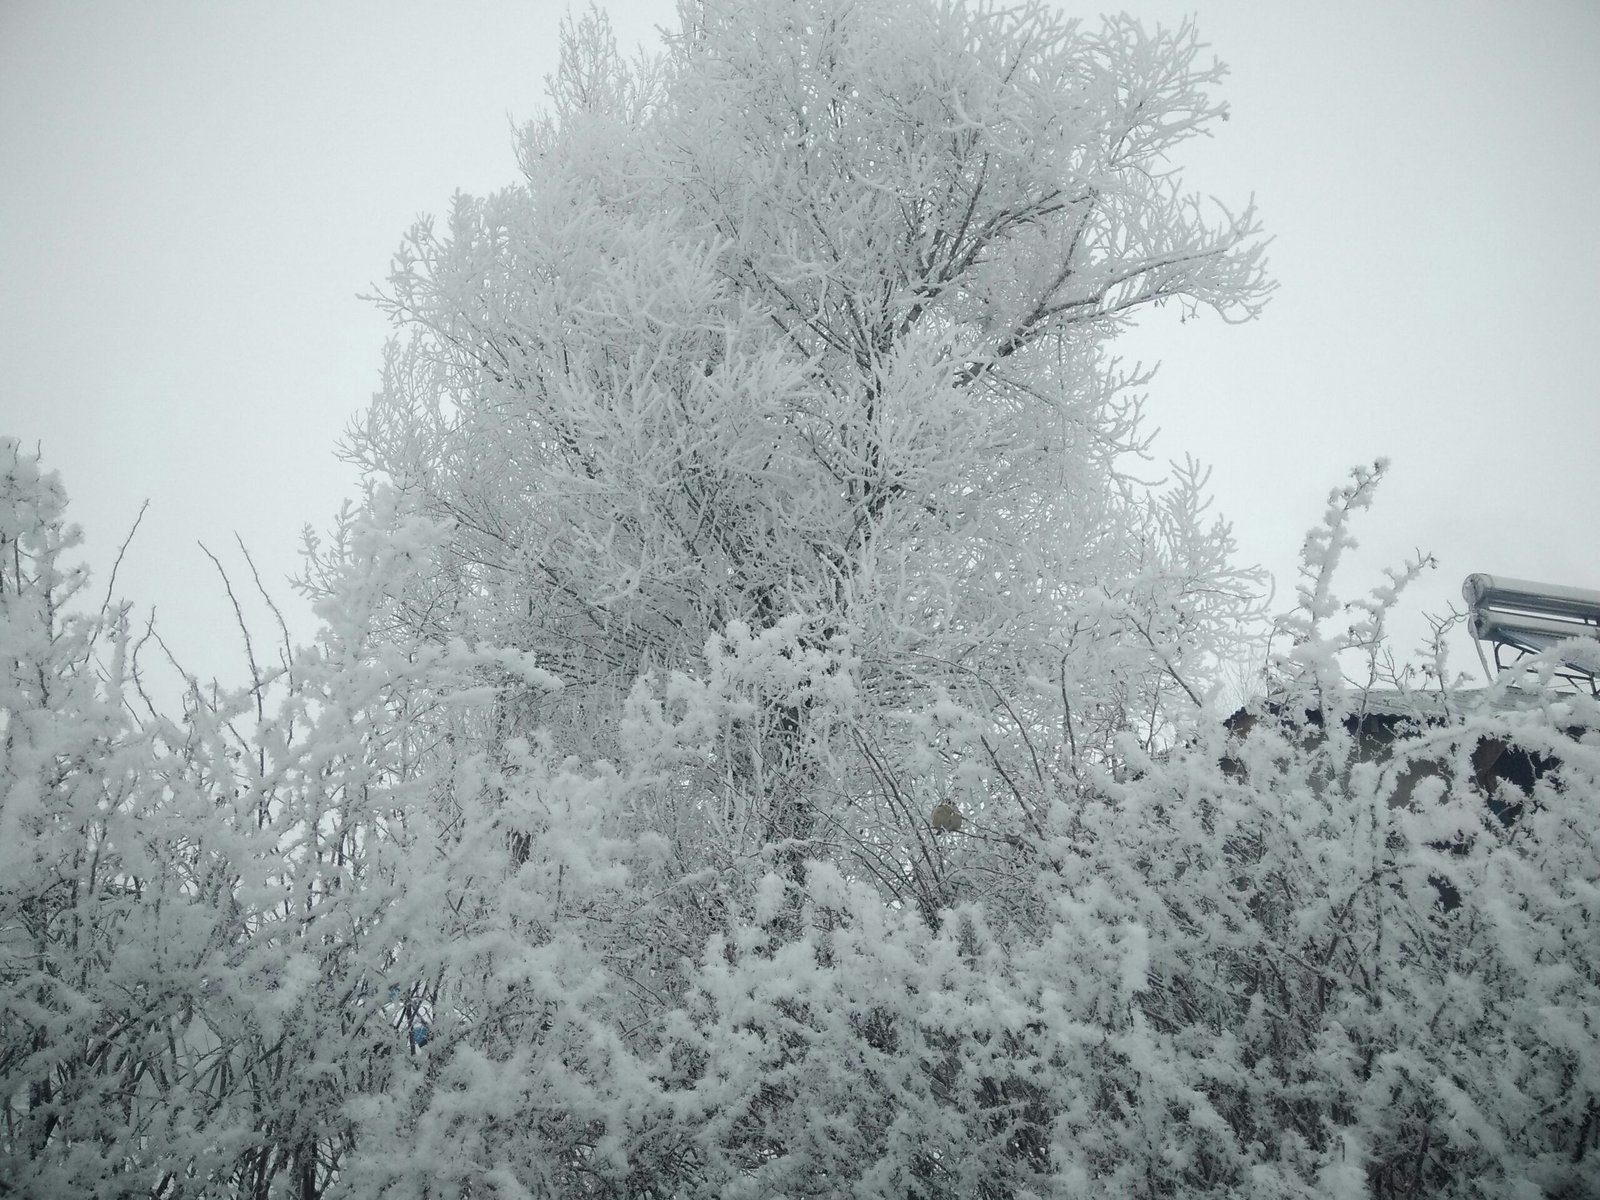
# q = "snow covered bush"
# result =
<box><xmin>0</xmin><ymin>440</ymin><xmax>212</xmax><ymax>1193</ymax></box>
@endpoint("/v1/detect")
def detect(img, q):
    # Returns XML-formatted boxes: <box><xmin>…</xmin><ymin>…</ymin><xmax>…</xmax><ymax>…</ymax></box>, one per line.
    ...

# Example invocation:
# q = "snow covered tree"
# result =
<box><xmin>314</xmin><ymin>2</ymin><xmax>1277</xmax><ymax>1189</ymax></box>
<box><xmin>348</xmin><ymin>0</ymin><xmax>1267</xmax><ymax>930</ymax></box>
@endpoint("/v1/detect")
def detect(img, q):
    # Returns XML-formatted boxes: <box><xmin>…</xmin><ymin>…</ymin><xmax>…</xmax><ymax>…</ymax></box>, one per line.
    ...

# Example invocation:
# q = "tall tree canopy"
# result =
<box><xmin>347</xmin><ymin>0</ymin><xmax>1268</xmax><ymax>913</ymax></box>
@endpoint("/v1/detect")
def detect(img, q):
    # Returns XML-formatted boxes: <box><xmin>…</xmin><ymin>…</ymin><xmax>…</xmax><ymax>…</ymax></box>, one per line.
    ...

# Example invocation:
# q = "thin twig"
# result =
<box><xmin>86</xmin><ymin>500</ymin><xmax>149</xmax><ymax>659</ymax></box>
<box><xmin>234</xmin><ymin>534</ymin><xmax>295</xmax><ymax>689</ymax></box>
<box><xmin>99</xmin><ymin>499</ymin><xmax>149</xmax><ymax>616</ymax></box>
<box><xmin>197</xmin><ymin>542</ymin><xmax>266</xmax><ymax>736</ymax></box>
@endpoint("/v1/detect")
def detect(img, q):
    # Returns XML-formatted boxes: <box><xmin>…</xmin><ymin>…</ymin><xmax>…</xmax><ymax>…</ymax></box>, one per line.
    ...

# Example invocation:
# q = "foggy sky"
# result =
<box><xmin>3</xmin><ymin>0</ymin><xmax>1596</xmax><ymax>696</ymax></box>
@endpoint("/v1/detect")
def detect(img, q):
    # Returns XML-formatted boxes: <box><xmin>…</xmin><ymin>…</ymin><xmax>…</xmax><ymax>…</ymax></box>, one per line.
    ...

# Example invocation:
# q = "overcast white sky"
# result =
<box><xmin>3</xmin><ymin>1</ymin><xmax>1597</xmax><ymax>697</ymax></box>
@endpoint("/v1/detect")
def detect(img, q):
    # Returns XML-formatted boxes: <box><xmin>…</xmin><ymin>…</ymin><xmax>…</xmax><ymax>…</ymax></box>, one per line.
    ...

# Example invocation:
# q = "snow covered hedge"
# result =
<box><xmin>3</xmin><ymin>444</ymin><xmax>1596</xmax><ymax>1197</ymax></box>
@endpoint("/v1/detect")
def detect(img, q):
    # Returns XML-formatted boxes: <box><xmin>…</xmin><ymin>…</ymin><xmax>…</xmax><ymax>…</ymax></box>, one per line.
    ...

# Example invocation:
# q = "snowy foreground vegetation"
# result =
<box><xmin>4</xmin><ymin>2</ymin><xmax>1598</xmax><ymax>1195</ymax></box>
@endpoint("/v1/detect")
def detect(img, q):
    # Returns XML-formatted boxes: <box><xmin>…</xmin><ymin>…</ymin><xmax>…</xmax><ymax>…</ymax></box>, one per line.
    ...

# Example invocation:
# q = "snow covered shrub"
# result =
<box><xmin>0</xmin><ymin>441</ymin><xmax>262</xmax><ymax>1194</ymax></box>
<box><xmin>1096</xmin><ymin>465</ymin><xmax>1600</xmax><ymax>1198</ymax></box>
